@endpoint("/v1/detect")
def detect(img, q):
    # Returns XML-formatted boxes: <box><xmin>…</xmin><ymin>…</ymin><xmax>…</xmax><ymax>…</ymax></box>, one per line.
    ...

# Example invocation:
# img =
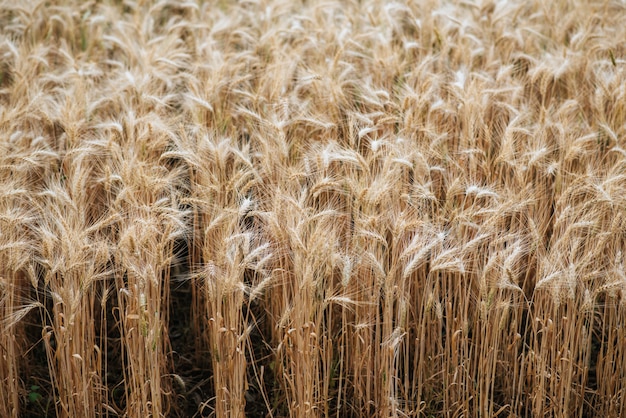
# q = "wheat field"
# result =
<box><xmin>1</xmin><ymin>0</ymin><xmax>625</xmax><ymax>417</ymax></box>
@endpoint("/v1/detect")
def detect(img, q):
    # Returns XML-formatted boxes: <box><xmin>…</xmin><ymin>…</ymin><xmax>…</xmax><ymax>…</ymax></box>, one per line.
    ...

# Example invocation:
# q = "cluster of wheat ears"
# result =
<box><xmin>1</xmin><ymin>0</ymin><xmax>625</xmax><ymax>417</ymax></box>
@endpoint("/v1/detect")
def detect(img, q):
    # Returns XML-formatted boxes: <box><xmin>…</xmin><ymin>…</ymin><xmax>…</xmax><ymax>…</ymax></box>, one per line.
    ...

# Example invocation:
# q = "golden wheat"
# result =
<box><xmin>1</xmin><ymin>0</ymin><xmax>626</xmax><ymax>417</ymax></box>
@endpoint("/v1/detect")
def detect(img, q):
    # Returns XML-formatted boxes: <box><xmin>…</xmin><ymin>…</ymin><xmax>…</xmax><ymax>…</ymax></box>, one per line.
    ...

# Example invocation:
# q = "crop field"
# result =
<box><xmin>1</xmin><ymin>0</ymin><xmax>626</xmax><ymax>417</ymax></box>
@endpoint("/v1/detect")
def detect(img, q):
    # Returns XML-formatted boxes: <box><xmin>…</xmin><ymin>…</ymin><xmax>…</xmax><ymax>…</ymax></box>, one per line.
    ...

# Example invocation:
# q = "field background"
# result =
<box><xmin>1</xmin><ymin>0</ymin><xmax>626</xmax><ymax>417</ymax></box>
